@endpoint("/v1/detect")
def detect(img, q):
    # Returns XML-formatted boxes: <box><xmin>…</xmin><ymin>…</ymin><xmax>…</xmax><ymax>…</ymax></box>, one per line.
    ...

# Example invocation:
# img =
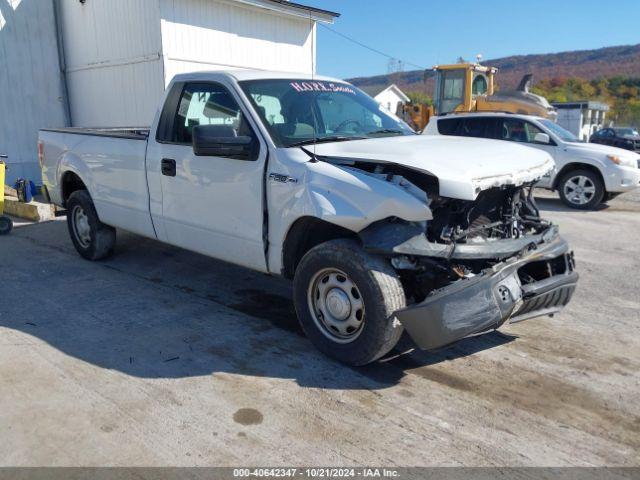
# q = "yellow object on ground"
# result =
<box><xmin>0</xmin><ymin>161</ymin><xmax>13</xmax><ymax>234</ymax></box>
<box><xmin>0</xmin><ymin>161</ymin><xmax>5</xmax><ymax>216</ymax></box>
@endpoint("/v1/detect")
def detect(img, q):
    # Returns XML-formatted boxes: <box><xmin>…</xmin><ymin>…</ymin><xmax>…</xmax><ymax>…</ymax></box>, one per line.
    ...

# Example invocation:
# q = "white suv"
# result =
<box><xmin>424</xmin><ymin>112</ymin><xmax>640</xmax><ymax>209</ymax></box>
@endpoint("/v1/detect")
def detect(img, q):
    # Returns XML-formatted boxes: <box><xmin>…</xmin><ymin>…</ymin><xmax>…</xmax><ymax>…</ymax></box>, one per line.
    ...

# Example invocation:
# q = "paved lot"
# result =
<box><xmin>1</xmin><ymin>190</ymin><xmax>639</xmax><ymax>467</ymax></box>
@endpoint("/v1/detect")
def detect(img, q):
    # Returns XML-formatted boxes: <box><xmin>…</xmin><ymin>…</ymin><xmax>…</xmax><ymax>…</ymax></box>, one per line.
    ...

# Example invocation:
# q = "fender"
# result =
<box><xmin>288</xmin><ymin>159</ymin><xmax>431</xmax><ymax>231</ymax></box>
<box><xmin>552</xmin><ymin>154</ymin><xmax>607</xmax><ymax>189</ymax></box>
<box><xmin>304</xmin><ymin>170</ymin><xmax>432</xmax><ymax>229</ymax></box>
<box><xmin>267</xmin><ymin>159</ymin><xmax>433</xmax><ymax>273</ymax></box>
<box><xmin>57</xmin><ymin>152</ymin><xmax>95</xmax><ymax>204</ymax></box>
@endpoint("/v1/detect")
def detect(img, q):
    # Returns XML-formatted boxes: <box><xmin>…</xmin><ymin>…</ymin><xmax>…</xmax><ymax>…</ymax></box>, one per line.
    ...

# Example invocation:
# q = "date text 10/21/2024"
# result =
<box><xmin>233</xmin><ymin>468</ymin><xmax>400</xmax><ymax>478</ymax></box>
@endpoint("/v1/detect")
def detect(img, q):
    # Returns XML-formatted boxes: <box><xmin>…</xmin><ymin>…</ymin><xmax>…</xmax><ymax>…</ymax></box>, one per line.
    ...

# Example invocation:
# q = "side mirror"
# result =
<box><xmin>534</xmin><ymin>132</ymin><xmax>551</xmax><ymax>144</ymax></box>
<box><xmin>192</xmin><ymin>125</ymin><xmax>255</xmax><ymax>160</ymax></box>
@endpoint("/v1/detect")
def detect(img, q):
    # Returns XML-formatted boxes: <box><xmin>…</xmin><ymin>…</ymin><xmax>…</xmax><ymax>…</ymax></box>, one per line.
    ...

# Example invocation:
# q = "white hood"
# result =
<box><xmin>566</xmin><ymin>141</ymin><xmax>640</xmax><ymax>159</ymax></box>
<box><xmin>311</xmin><ymin>135</ymin><xmax>554</xmax><ymax>200</ymax></box>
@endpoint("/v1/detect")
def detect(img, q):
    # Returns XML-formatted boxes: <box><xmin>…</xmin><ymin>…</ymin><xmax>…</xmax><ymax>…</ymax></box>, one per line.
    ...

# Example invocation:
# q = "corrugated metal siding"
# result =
<box><xmin>58</xmin><ymin>0</ymin><xmax>165</xmax><ymax>126</ymax></box>
<box><xmin>160</xmin><ymin>0</ymin><xmax>315</xmax><ymax>85</ymax></box>
<box><xmin>59</xmin><ymin>0</ymin><xmax>316</xmax><ymax>127</ymax></box>
<box><xmin>64</xmin><ymin>59</ymin><xmax>165</xmax><ymax>127</ymax></box>
<box><xmin>0</xmin><ymin>0</ymin><xmax>68</xmax><ymax>184</ymax></box>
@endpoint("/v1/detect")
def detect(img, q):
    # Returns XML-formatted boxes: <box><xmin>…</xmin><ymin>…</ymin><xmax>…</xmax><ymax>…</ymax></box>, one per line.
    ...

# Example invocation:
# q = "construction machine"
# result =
<box><xmin>398</xmin><ymin>61</ymin><xmax>556</xmax><ymax>131</ymax></box>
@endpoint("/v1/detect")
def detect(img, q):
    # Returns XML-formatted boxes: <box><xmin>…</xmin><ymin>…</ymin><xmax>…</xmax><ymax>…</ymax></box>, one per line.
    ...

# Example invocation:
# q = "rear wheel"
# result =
<box><xmin>66</xmin><ymin>190</ymin><xmax>116</xmax><ymax>260</ymax></box>
<box><xmin>0</xmin><ymin>215</ymin><xmax>12</xmax><ymax>235</ymax></box>
<box><xmin>558</xmin><ymin>169</ymin><xmax>604</xmax><ymax>210</ymax></box>
<box><xmin>293</xmin><ymin>239</ymin><xmax>405</xmax><ymax>366</ymax></box>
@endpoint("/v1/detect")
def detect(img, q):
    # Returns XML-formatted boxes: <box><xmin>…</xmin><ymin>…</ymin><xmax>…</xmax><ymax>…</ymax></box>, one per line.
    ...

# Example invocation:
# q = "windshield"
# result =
<box><xmin>539</xmin><ymin>119</ymin><xmax>581</xmax><ymax>142</ymax></box>
<box><xmin>615</xmin><ymin>128</ymin><xmax>639</xmax><ymax>136</ymax></box>
<box><xmin>239</xmin><ymin>79</ymin><xmax>415</xmax><ymax>147</ymax></box>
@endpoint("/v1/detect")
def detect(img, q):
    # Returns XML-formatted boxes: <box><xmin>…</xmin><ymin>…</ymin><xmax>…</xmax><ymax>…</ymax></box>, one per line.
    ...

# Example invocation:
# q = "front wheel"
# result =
<box><xmin>66</xmin><ymin>190</ymin><xmax>116</xmax><ymax>260</ymax></box>
<box><xmin>558</xmin><ymin>169</ymin><xmax>604</xmax><ymax>210</ymax></box>
<box><xmin>293</xmin><ymin>239</ymin><xmax>406</xmax><ymax>366</ymax></box>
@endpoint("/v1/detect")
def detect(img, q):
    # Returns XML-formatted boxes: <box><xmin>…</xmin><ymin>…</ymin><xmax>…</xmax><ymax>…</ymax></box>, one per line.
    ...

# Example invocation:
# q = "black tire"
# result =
<box><xmin>66</xmin><ymin>190</ymin><xmax>115</xmax><ymax>260</ymax></box>
<box><xmin>293</xmin><ymin>239</ymin><xmax>406</xmax><ymax>366</ymax></box>
<box><xmin>0</xmin><ymin>215</ymin><xmax>12</xmax><ymax>235</ymax></box>
<box><xmin>557</xmin><ymin>169</ymin><xmax>605</xmax><ymax>210</ymax></box>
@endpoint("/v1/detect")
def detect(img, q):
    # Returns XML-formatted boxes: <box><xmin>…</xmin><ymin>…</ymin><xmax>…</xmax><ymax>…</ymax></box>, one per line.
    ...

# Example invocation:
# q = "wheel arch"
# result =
<box><xmin>61</xmin><ymin>171</ymin><xmax>89</xmax><ymax>207</ymax></box>
<box><xmin>552</xmin><ymin>162</ymin><xmax>606</xmax><ymax>191</ymax></box>
<box><xmin>281</xmin><ymin>216</ymin><xmax>359</xmax><ymax>279</ymax></box>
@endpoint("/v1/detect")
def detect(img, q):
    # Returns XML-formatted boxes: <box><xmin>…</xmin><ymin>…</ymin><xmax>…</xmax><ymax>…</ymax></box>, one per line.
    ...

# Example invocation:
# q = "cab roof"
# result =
<box><xmin>171</xmin><ymin>70</ymin><xmax>345</xmax><ymax>84</ymax></box>
<box><xmin>433</xmin><ymin>63</ymin><xmax>498</xmax><ymax>73</ymax></box>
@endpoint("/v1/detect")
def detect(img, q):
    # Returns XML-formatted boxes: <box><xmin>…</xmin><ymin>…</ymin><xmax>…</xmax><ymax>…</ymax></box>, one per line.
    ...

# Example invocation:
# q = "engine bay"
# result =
<box><xmin>345</xmin><ymin>161</ymin><xmax>558</xmax><ymax>303</ymax></box>
<box><xmin>426</xmin><ymin>183</ymin><xmax>549</xmax><ymax>244</ymax></box>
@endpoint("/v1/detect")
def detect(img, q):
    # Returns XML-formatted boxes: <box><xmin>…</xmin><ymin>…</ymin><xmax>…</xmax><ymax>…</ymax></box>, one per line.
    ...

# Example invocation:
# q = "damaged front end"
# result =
<box><xmin>359</xmin><ymin>182</ymin><xmax>578</xmax><ymax>351</ymax></box>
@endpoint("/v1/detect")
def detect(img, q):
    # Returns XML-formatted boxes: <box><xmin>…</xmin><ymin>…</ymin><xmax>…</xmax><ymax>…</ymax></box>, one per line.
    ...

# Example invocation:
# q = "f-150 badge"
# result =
<box><xmin>269</xmin><ymin>173</ymin><xmax>298</xmax><ymax>184</ymax></box>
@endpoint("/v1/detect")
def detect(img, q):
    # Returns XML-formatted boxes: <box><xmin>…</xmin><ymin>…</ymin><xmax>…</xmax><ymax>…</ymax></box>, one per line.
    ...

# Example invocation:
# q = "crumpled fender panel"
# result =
<box><xmin>267</xmin><ymin>156</ymin><xmax>433</xmax><ymax>274</ymax></box>
<box><xmin>303</xmin><ymin>162</ymin><xmax>433</xmax><ymax>231</ymax></box>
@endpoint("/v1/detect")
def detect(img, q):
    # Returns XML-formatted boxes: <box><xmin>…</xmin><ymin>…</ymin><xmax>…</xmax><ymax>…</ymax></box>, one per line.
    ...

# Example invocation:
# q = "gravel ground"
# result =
<box><xmin>0</xmin><ymin>190</ymin><xmax>638</xmax><ymax>467</ymax></box>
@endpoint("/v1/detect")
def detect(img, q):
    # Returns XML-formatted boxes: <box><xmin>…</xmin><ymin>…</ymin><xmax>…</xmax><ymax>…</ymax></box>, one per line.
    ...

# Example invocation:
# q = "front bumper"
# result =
<box><xmin>604</xmin><ymin>164</ymin><xmax>640</xmax><ymax>193</ymax></box>
<box><xmin>395</xmin><ymin>235</ymin><xmax>578</xmax><ymax>350</ymax></box>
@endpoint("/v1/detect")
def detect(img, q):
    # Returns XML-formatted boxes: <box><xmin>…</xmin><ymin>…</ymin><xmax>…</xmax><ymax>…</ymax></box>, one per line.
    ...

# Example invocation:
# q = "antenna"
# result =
<box><xmin>309</xmin><ymin>13</ymin><xmax>319</xmax><ymax>160</ymax></box>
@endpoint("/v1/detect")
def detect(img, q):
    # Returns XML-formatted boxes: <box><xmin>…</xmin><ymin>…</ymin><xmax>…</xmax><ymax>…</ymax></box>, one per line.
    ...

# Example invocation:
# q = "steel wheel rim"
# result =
<box><xmin>307</xmin><ymin>268</ymin><xmax>365</xmax><ymax>344</ymax></box>
<box><xmin>563</xmin><ymin>175</ymin><xmax>596</xmax><ymax>205</ymax></box>
<box><xmin>71</xmin><ymin>205</ymin><xmax>92</xmax><ymax>248</ymax></box>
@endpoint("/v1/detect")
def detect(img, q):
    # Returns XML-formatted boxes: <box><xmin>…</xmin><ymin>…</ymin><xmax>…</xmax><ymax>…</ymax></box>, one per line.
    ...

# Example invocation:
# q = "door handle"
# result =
<box><xmin>161</xmin><ymin>158</ymin><xmax>176</xmax><ymax>177</ymax></box>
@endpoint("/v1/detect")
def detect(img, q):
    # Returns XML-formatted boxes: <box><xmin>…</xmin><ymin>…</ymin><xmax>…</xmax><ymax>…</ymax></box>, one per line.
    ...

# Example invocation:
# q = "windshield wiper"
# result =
<box><xmin>367</xmin><ymin>128</ymin><xmax>408</xmax><ymax>136</ymax></box>
<box><xmin>287</xmin><ymin>136</ymin><xmax>366</xmax><ymax>148</ymax></box>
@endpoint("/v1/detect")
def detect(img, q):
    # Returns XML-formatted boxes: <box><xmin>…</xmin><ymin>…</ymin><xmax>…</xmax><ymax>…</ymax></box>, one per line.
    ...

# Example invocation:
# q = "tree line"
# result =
<box><xmin>531</xmin><ymin>76</ymin><xmax>640</xmax><ymax>128</ymax></box>
<box><xmin>404</xmin><ymin>76</ymin><xmax>640</xmax><ymax>128</ymax></box>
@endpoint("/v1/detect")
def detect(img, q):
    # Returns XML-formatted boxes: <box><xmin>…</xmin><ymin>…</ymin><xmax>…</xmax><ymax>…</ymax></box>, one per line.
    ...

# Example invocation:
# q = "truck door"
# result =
<box><xmin>147</xmin><ymin>81</ymin><xmax>268</xmax><ymax>272</ymax></box>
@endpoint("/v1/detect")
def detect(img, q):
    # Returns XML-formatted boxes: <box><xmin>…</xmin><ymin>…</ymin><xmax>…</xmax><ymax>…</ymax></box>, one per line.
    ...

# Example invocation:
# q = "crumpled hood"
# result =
<box><xmin>310</xmin><ymin>135</ymin><xmax>554</xmax><ymax>200</ymax></box>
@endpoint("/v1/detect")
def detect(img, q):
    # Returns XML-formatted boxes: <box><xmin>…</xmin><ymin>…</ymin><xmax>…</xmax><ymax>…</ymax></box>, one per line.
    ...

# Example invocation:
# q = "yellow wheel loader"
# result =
<box><xmin>399</xmin><ymin>62</ymin><xmax>556</xmax><ymax>131</ymax></box>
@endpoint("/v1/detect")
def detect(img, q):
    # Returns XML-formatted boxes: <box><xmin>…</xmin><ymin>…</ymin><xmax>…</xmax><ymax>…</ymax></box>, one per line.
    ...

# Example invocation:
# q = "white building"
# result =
<box><xmin>0</xmin><ymin>0</ymin><xmax>338</xmax><ymax>184</ymax></box>
<box><xmin>363</xmin><ymin>84</ymin><xmax>410</xmax><ymax>115</ymax></box>
<box><xmin>552</xmin><ymin>101</ymin><xmax>610</xmax><ymax>141</ymax></box>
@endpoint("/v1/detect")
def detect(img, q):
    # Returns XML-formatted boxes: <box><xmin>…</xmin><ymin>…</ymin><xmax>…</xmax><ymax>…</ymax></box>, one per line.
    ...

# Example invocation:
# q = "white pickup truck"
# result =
<box><xmin>40</xmin><ymin>70</ymin><xmax>578</xmax><ymax>365</ymax></box>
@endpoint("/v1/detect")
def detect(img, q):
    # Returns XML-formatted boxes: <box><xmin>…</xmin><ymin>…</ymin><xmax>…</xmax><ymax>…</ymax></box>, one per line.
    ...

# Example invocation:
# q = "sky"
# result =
<box><xmin>305</xmin><ymin>0</ymin><xmax>640</xmax><ymax>80</ymax></box>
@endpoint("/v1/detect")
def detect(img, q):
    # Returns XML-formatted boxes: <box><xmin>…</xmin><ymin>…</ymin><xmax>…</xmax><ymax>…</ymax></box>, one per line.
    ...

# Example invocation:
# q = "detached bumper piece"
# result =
<box><xmin>395</xmin><ymin>236</ymin><xmax>578</xmax><ymax>351</ymax></box>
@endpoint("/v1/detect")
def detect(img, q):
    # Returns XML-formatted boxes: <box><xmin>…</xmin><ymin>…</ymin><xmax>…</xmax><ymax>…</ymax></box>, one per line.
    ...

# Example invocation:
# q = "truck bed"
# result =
<box><xmin>40</xmin><ymin>127</ymin><xmax>150</xmax><ymax>140</ymax></box>
<box><xmin>40</xmin><ymin>127</ymin><xmax>156</xmax><ymax>239</ymax></box>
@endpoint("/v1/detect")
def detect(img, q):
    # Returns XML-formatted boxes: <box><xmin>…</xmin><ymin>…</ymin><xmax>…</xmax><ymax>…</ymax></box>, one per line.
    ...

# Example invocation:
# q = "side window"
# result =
<box><xmin>437</xmin><ymin>118</ymin><xmax>462</xmax><ymax>135</ymax></box>
<box><xmin>173</xmin><ymin>83</ymin><xmax>254</xmax><ymax>145</ymax></box>
<box><xmin>459</xmin><ymin>117</ymin><xmax>492</xmax><ymax>138</ymax></box>
<box><xmin>524</xmin><ymin>122</ymin><xmax>545</xmax><ymax>142</ymax></box>
<box><xmin>439</xmin><ymin>70</ymin><xmax>465</xmax><ymax>114</ymax></box>
<box><xmin>499</xmin><ymin>119</ymin><xmax>528</xmax><ymax>142</ymax></box>
<box><xmin>499</xmin><ymin>119</ymin><xmax>545</xmax><ymax>143</ymax></box>
<box><xmin>472</xmin><ymin>74</ymin><xmax>488</xmax><ymax>96</ymax></box>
